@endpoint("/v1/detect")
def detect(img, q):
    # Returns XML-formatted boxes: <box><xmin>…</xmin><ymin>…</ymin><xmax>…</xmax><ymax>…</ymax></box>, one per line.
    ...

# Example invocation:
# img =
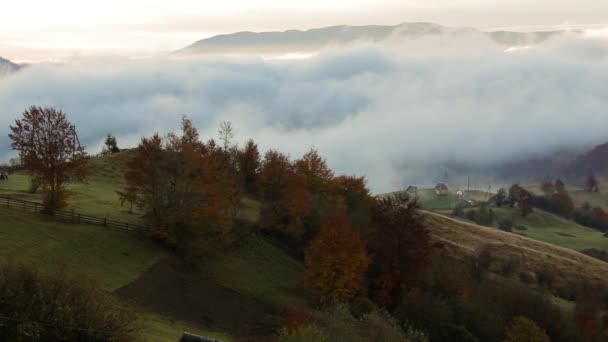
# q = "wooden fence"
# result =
<box><xmin>0</xmin><ymin>195</ymin><xmax>148</xmax><ymax>232</ymax></box>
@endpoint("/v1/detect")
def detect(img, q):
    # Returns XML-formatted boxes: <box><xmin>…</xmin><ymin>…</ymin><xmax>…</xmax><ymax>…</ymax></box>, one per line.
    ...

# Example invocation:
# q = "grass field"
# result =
<box><xmin>0</xmin><ymin>206</ymin><xmax>165</xmax><ymax>291</ymax></box>
<box><xmin>525</xmin><ymin>183</ymin><xmax>608</xmax><ymax>209</ymax></box>
<box><xmin>0</xmin><ymin>151</ymin><xmax>144</xmax><ymax>224</ymax></box>
<box><xmin>423</xmin><ymin>211</ymin><xmax>608</xmax><ymax>296</ymax></box>
<box><xmin>204</xmin><ymin>232</ymin><xmax>308</xmax><ymax>308</ymax></box>
<box><xmin>491</xmin><ymin>207</ymin><xmax>608</xmax><ymax>252</ymax></box>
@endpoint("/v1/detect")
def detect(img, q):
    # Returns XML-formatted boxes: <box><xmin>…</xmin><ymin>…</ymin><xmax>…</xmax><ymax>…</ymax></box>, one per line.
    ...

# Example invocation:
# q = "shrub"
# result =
<box><xmin>278</xmin><ymin>325</ymin><xmax>331</xmax><ymax>342</ymax></box>
<box><xmin>504</xmin><ymin>316</ymin><xmax>550</xmax><ymax>342</ymax></box>
<box><xmin>314</xmin><ymin>305</ymin><xmax>419</xmax><ymax>342</ymax></box>
<box><xmin>514</xmin><ymin>224</ymin><xmax>528</xmax><ymax>231</ymax></box>
<box><xmin>452</xmin><ymin>204</ymin><xmax>465</xmax><ymax>218</ymax></box>
<box><xmin>498</xmin><ymin>218</ymin><xmax>514</xmax><ymax>232</ymax></box>
<box><xmin>0</xmin><ymin>262</ymin><xmax>139</xmax><ymax>341</ymax></box>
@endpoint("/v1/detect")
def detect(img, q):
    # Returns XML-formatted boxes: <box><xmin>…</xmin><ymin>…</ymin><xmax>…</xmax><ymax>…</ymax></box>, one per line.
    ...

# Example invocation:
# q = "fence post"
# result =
<box><xmin>103</xmin><ymin>218</ymin><xmax>107</xmax><ymax>227</ymax></box>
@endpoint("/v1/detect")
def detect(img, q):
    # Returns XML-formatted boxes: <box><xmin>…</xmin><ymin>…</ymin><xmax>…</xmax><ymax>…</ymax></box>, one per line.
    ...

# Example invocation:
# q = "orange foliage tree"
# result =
<box><xmin>368</xmin><ymin>193</ymin><xmax>431</xmax><ymax>307</ymax></box>
<box><xmin>9</xmin><ymin>106</ymin><xmax>88</xmax><ymax>213</ymax></box>
<box><xmin>123</xmin><ymin>117</ymin><xmax>237</xmax><ymax>258</ymax></box>
<box><xmin>304</xmin><ymin>214</ymin><xmax>369</xmax><ymax>303</ymax></box>
<box><xmin>259</xmin><ymin>150</ymin><xmax>311</xmax><ymax>239</ymax></box>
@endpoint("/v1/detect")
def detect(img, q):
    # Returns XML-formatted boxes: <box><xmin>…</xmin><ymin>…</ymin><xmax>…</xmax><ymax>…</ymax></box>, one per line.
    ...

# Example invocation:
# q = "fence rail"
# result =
<box><xmin>0</xmin><ymin>195</ymin><xmax>148</xmax><ymax>232</ymax></box>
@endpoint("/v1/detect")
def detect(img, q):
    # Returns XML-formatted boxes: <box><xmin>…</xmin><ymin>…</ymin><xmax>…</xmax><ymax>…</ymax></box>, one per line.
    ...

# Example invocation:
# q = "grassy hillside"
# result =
<box><xmin>526</xmin><ymin>183</ymin><xmax>608</xmax><ymax>209</ymax></box>
<box><xmin>492</xmin><ymin>207</ymin><xmax>608</xmax><ymax>252</ymax></box>
<box><xmin>0</xmin><ymin>206</ymin><xmax>165</xmax><ymax>291</ymax></box>
<box><xmin>117</xmin><ymin>233</ymin><xmax>308</xmax><ymax>340</ymax></box>
<box><xmin>423</xmin><ymin>211</ymin><xmax>608</xmax><ymax>295</ymax></box>
<box><xmin>0</xmin><ymin>151</ymin><xmax>142</xmax><ymax>223</ymax></box>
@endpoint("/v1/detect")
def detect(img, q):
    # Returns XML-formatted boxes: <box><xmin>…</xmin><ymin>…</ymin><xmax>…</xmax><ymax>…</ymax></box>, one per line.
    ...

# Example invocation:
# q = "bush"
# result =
<box><xmin>0</xmin><ymin>262</ymin><xmax>139</xmax><ymax>341</ymax></box>
<box><xmin>514</xmin><ymin>224</ymin><xmax>528</xmax><ymax>231</ymax></box>
<box><xmin>465</xmin><ymin>205</ymin><xmax>495</xmax><ymax>226</ymax></box>
<box><xmin>278</xmin><ymin>325</ymin><xmax>330</xmax><ymax>342</ymax></box>
<box><xmin>452</xmin><ymin>205</ymin><xmax>465</xmax><ymax>218</ymax></box>
<box><xmin>314</xmin><ymin>305</ymin><xmax>422</xmax><ymax>342</ymax></box>
<box><xmin>504</xmin><ymin>316</ymin><xmax>550</xmax><ymax>342</ymax></box>
<box><xmin>498</xmin><ymin>219</ymin><xmax>514</xmax><ymax>232</ymax></box>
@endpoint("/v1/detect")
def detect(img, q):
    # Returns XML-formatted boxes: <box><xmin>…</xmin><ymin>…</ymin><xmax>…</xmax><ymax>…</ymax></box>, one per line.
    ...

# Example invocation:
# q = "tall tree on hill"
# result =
<box><xmin>368</xmin><ymin>193</ymin><xmax>431</xmax><ymax>307</ymax></box>
<box><xmin>305</xmin><ymin>214</ymin><xmax>369</xmax><ymax>303</ymax></box>
<box><xmin>101</xmin><ymin>133</ymin><xmax>120</xmax><ymax>154</ymax></box>
<box><xmin>238</xmin><ymin>139</ymin><xmax>261</xmax><ymax>194</ymax></box>
<box><xmin>259</xmin><ymin>150</ymin><xmax>310</xmax><ymax>239</ymax></box>
<box><xmin>295</xmin><ymin>148</ymin><xmax>335</xmax><ymax>196</ymax></box>
<box><xmin>9</xmin><ymin>106</ymin><xmax>87</xmax><ymax>213</ymax></box>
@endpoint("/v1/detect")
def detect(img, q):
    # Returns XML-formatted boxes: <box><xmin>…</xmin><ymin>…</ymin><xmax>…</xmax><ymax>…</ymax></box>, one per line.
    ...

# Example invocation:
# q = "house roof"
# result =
<box><xmin>434</xmin><ymin>183</ymin><xmax>448</xmax><ymax>190</ymax></box>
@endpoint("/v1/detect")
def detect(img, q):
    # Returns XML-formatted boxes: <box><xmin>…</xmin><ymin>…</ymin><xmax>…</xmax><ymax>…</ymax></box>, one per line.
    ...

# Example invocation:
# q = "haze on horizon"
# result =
<box><xmin>1</xmin><ymin>0</ymin><xmax>608</xmax><ymax>62</ymax></box>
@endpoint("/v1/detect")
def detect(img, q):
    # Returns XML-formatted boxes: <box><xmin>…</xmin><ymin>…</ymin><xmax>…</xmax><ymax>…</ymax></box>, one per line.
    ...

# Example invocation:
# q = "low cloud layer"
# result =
<box><xmin>1</xmin><ymin>34</ymin><xmax>608</xmax><ymax>193</ymax></box>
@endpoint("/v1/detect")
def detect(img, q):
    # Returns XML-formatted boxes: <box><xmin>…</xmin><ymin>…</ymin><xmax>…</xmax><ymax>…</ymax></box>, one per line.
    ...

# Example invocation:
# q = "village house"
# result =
<box><xmin>434</xmin><ymin>183</ymin><xmax>449</xmax><ymax>196</ymax></box>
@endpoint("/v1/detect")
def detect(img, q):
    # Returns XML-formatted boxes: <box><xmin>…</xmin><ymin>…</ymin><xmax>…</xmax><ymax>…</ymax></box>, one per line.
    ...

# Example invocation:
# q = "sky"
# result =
<box><xmin>1</xmin><ymin>0</ymin><xmax>608</xmax><ymax>62</ymax></box>
<box><xmin>1</xmin><ymin>1</ymin><xmax>608</xmax><ymax>193</ymax></box>
<box><xmin>1</xmin><ymin>33</ymin><xmax>608</xmax><ymax>192</ymax></box>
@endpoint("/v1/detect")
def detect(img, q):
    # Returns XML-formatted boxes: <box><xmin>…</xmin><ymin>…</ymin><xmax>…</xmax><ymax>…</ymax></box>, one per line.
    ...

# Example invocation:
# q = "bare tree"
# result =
<box><xmin>218</xmin><ymin>120</ymin><xmax>234</xmax><ymax>151</ymax></box>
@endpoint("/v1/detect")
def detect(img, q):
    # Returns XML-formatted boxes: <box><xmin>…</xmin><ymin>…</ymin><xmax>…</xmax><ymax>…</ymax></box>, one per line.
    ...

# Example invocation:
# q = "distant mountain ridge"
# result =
<box><xmin>0</xmin><ymin>57</ymin><xmax>21</xmax><ymax>76</ymax></box>
<box><xmin>175</xmin><ymin>22</ymin><xmax>568</xmax><ymax>55</ymax></box>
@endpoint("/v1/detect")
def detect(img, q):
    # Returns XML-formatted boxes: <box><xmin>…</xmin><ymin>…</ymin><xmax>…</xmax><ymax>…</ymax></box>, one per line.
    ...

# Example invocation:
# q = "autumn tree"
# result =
<box><xmin>238</xmin><ymin>139</ymin><xmax>261</xmax><ymax>194</ymax></box>
<box><xmin>305</xmin><ymin>214</ymin><xmax>369</xmax><ymax>303</ymax></box>
<box><xmin>508</xmin><ymin>184</ymin><xmax>533</xmax><ymax>217</ymax></box>
<box><xmin>295</xmin><ymin>148</ymin><xmax>335</xmax><ymax>196</ymax></box>
<box><xmin>504</xmin><ymin>317</ymin><xmax>550</xmax><ymax>342</ymax></box>
<box><xmin>495</xmin><ymin>188</ymin><xmax>508</xmax><ymax>207</ymax></box>
<box><xmin>101</xmin><ymin>133</ymin><xmax>119</xmax><ymax>154</ymax></box>
<box><xmin>9</xmin><ymin>106</ymin><xmax>87</xmax><ymax>213</ymax></box>
<box><xmin>551</xmin><ymin>180</ymin><xmax>575</xmax><ymax>217</ymax></box>
<box><xmin>259</xmin><ymin>150</ymin><xmax>311</xmax><ymax>240</ymax></box>
<box><xmin>123</xmin><ymin>117</ymin><xmax>237</xmax><ymax>259</ymax></box>
<box><xmin>586</xmin><ymin>175</ymin><xmax>599</xmax><ymax>192</ymax></box>
<box><xmin>368</xmin><ymin>193</ymin><xmax>431</xmax><ymax>307</ymax></box>
<box><xmin>332</xmin><ymin>175</ymin><xmax>373</xmax><ymax>232</ymax></box>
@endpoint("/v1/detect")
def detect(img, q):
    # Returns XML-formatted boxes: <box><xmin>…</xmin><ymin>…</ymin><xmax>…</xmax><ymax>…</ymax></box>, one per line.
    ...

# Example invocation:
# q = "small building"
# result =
<box><xmin>434</xmin><ymin>183</ymin><xmax>449</xmax><ymax>196</ymax></box>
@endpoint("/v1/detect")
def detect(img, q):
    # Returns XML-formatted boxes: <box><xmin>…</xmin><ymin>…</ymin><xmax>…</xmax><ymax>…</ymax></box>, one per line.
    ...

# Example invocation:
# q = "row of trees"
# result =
<box><xmin>8</xmin><ymin>107</ymin><xmax>433</xmax><ymax>308</ymax></box>
<box><xmin>119</xmin><ymin>115</ymin><xmax>433</xmax><ymax>306</ymax></box>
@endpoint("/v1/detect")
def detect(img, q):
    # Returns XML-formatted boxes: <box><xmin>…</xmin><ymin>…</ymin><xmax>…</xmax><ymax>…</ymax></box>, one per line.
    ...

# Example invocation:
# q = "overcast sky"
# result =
<box><xmin>1</xmin><ymin>0</ymin><xmax>607</xmax><ymax>62</ymax></box>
